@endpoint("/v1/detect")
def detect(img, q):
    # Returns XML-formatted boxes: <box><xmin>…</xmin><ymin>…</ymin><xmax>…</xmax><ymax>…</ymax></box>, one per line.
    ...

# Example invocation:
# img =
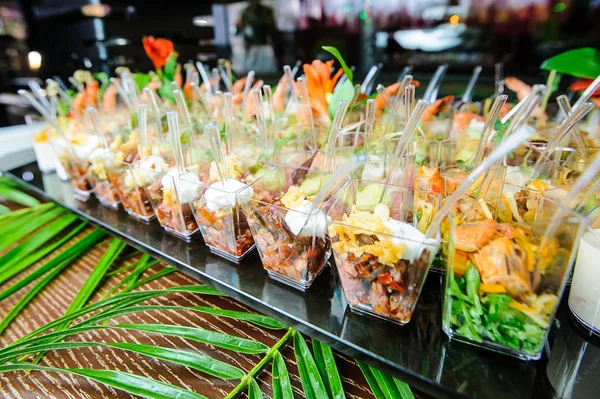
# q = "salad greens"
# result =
<box><xmin>448</xmin><ymin>263</ymin><xmax>546</xmax><ymax>354</ymax></box>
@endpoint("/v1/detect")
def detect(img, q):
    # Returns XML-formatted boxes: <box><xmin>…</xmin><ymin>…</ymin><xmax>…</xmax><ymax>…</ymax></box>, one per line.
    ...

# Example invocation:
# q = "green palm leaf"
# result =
<box><xmin>0</xmin><ymin>205</ymin><xmax>38</xmax><ymax>225</ymax></box>
<box><xmin>190</xmin><ymin>306</ymin><xmax>286</xmax><ymax>330</ymax></box>
<box><xmin>58</xmin><ymin>238</ymin><xmax>127</xmax><ymax>328</ymax></box>
<box><xmin>0</xmin><ymin>256</ymin><xmax>72</xmax><ymax>334</ymax></box>
<box><xmin>293</xmin><ymin>332</ymin><xmax>328</xmax><ymax>399</ymax></box>
<box><xmin>2</xmin><ymin>286</ymin><xmax>221</xmax><ymax>354</ymax></box>
<box><xmin>1</xmin><ymin>322</ymin><xmax>267</xmax><ymax>362</ymax></box>
<box><xmin>0</xmin><ymin>229</ymin><xmax>106</xmax><ymax>297</ymax></box>
<box><xmin>0</xmin><ymin>206</ymin><xmax>64</xmax><ymax>251</ymax></box>
<box><xmin>312</xmin><ymin>338</ymin><xmax>345</xmax><ymax>399</ymax></box>
<box><xmin>393</xmin><ymin>379</ymin><xmax>414</xmax><ymax>399</ymax></box>
<box><xmin>357</xmin><ymin>361</ymin><xmax>384</xmax><ymax>399</ymax></box>
<box><xmin>357</xmin><ymin>362</ymin><xmax>414</xmax><ymax>399</ymax></box>
<box><xmin>0</xmin><ymin>364</ymin><xmax>208</xmax><ymax>399</ymax></box>
<box><xmin>0</xmin><ymin>184</ymin><xmax>40</xmax><ymax>206</ymax></box>
<box><xmin>272</xmin><ymin>350</ymin><xmax>293</xmax><ymax>399</ymax></box>
<box><xmin>128</xmin><ymin>266</ymin><xmax>176</xmax><ymax>289</ymax></box>
<box><xmin>0</xmin><ymin>215</ymin><xmax>81</xmax><ymax>274</ymax></box>
<box><xmin>0</xmin><ymin>341</ymin><xmax>244</xmax><ymax>379</ymax></box>
<box><xmin>116</xmin><ymin>324</ymin><xmax>269</xmax><ymax>354</ymax></box>
<box><xmin>248</xmin><ymin>378</ymin><xmax>265</xmax><ymax>399</ymax></box>
<box><xmin>125</xmin><ymin>253</ymin><xmax>154</xmax><ymax>289</ymax></box>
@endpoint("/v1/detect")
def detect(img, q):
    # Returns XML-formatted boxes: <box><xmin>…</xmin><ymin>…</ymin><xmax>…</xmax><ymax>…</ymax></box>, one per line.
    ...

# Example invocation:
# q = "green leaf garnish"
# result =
<box><xmin>163</xmin><ymin>53</ymin><xmax>178</xmax><ymax>80</ymax></box>
<box><xmin>134</xmin><ymin>73</ymin><xmax>151</xmax><ymax>92</ymax></box>
<box><xmin>329</xmin><ymin>79</ymin><xmax>355</xmax><ymax>118</ymax></box>
<box><xmin>322</xmin><ymin>46</ymin><xmax>353</xmax><ymax>83</ymax></box>
<box><xmin>540</xmin><ymin>48</ymin><xmax>600</xmax><ymax>79</ymax></box>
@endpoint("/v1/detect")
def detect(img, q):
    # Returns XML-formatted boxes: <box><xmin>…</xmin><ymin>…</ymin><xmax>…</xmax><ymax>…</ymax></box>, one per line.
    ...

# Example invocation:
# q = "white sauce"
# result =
<box><xmin>205</xmin><ymin>179</ymin><xmax>254</xmax><ymax>211</ymax></box>
<box><xmin>284</xmin><ymin>200</ymin><xmax>328</xmax><ymax>238</ymax></box>
<box><xmin>374</xmin><ymin>204</ymin><xmax>437</xmax><ymax>263</ymax></box>
<box><xmin>161</xmin><ymin>169</ymin><xmax>200</xmax><ymax>204</ymax></box>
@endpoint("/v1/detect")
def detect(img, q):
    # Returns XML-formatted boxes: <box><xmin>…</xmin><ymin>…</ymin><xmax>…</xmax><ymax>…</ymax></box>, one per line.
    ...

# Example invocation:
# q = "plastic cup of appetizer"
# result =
<box><xmin>328</xmin><ymin>178</ymin><xmax>441</xmax><ymax>324</ymax></box>
<box><xmin>442</xmin><ymin>194</ymin><xmax>584</xmax><ymax>360</ymax></box>
<box><xmin>569</xmin><ymin>206</ymin><xmax>600</xmax><ymax>335</ymax></box>
<box><xmin>88</xmin><ymin>149</ymin><xmax>122</xmax><ymax>209</ymax></box>
<box><xmin>242</xmin><ymin>164</ymin><xmax>332</xmax><ymax>290</ymax></box>
<box><xmin>137</xmin><ymin>162</ymin><xmax>200</xmax><ymax>241</ymax></box>
<box><xmin>48</xmin><ymin>135</ymin><xmax>95</xmax><ymax>200</ymax></box>
<box><xmin>107</xmin><ymin>161</ymin><xmax>155</xmax><ymax>221</ymax></box>
<box><xmin>181</xmin><ymin>156</ymin><xmax>268</xmax><ymax>262</ymax></box>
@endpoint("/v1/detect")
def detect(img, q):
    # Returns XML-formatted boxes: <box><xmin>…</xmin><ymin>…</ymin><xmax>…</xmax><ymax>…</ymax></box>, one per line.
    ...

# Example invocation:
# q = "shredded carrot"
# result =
<box><xmin>509</xmin><ymin>301</ymin><xmax>537</xmax><ymax>313</ymax></box>
<box><xmin>479</xmin><ymin>283</ymin><xmax>507</xmax><ymax>294</ymax></box>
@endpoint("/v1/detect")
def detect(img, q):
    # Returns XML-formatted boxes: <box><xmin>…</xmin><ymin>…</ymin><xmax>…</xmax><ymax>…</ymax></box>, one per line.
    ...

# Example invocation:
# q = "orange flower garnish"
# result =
<box><xmin>299</xmin><ymin>60</ymin><xmax>343</xmax><ymax>124</ymax></box>
<box><xmin>143</xmin><ymin>36</ymin><xmax>175</xmax><ymax>69</ymax></box>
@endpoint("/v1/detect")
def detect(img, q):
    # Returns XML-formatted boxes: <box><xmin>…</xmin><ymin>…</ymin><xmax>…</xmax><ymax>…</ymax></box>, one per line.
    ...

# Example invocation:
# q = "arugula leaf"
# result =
<box><xmin>322</xmin><ymin>46</ymin><xmax>353</xmax><ymax>83</ymax></box>
<box><xmin>328</xmin><ymin>80</ymin><xmax>355</xmax><ymax>118</ymax></box>
<box><xmin>464</xmin><ymin>263</ymin><xmax>483</xmax><ymax>316</ymax></box>
<box><xmin>540</xmin><ymin>48</ymin><xmax>600</xmax><ymax>79</ymax></box>
<box><xmin>492</xmin><ymin>119</ymin><xmax>510</xmax><ymax>144</ymax></box>
<box><xmin>134</xmin><ymin>73</ymin><xmax>151</xmax><ymax>92</ymax></box>
<box><xmin>449</xmin><ymin>264</ymin><xmax>547</xmax><ymax>355</ymax></box>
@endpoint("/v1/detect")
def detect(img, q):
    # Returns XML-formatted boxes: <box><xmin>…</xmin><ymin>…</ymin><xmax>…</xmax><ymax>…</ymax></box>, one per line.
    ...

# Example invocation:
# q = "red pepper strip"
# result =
<box><xmin>376</xmin><ymin>271</ymin><xmax>405</xmax><ymax>292</ymax></box>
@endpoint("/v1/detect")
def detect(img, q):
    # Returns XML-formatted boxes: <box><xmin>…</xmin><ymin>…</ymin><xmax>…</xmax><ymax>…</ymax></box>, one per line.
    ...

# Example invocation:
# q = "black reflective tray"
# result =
<box><xmin>7</xmin><ymin>163</ymin><xmax>600</xmax><ymax>399</ymax></box>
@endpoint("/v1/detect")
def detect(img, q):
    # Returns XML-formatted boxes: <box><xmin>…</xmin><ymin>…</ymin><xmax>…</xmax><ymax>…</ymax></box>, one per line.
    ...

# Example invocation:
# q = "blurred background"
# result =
<box><xmin>0</xmin><ymin>0</ymin><xmax>598</xmax><ymax>125</ymax></box>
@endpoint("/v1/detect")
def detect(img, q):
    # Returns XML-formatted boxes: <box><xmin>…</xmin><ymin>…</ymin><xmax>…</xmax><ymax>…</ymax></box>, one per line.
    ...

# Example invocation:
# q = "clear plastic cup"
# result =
<box><xmin>107</xmin><ymin>161</ymin><xmax>155</xmax><ymax>221</ymax></box>
<box><xmin>328</xmin><ymin>178</ymin><xmax>441</xmax><ymax>324</ymax></box>
<box><xmin>138</xmin><ymin>164</ymin><xmax>200</xmax><ymax>240</ymax></box>
<box><xmin>442</xmin><ymin>194</ymin><xmax>584</xmax><ymax>360</ymax></box>
<box><xmin>48</xmin><ymin>135</ymin><xmax>94</xmax><ymax>200</ymax></box>
<box><xmin>180</xmin><ymin>157</ymin><xmax>268</xmax><ymax>262</ymax></box>
<box><xmin>242</xmin><ymin>165</ymin><xmax>331</xmax><ymax>290</ymax></box>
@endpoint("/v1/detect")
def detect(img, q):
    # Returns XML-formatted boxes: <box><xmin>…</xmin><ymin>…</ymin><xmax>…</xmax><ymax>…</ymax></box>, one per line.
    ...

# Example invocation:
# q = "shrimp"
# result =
<box><xmin>422</xmin><ymin>96</ymin><xmax>454</xmax><ymax>122</ymax></box>
<box><xmin>252</xmin><ymin>79</ymin><xmax>264</xmax><ymax>89</ymax></box>
<box><xmin>472</xmin><ymin>237</ymin><xmax>531</xmax><ymax>297</ymax></box>
<box><xmin>505</xmin><ymin>77</ymin><xmax>548</xmax><ymax>124</ymax></box>
<box><xmin>71</xmin><ymin>92</ymin><xmax>86</xmax><ymax>118</ymax></box>
<box><xmin>453</xmin><ymin>111</ymin><xmax>484</xmax><ymax>132</ymax></box>
<box><xmin>273</xmin><ymin>74</ymin><xmax>289</xmax><ymax>112</ymax></box>
<box><xmin>374</xmin><ymin>82</ymin><xmax>401</xmax><ymax>111</ymax></box>
<box><xmin>103</xmin><ymin>83</ymin><xmax>118</xmax><ymax>112</ymax></box>
<box><xmin>505</xmin><ymin>77</ymin><xmax>531</xmax><ymax>101</ymax></box>
<box><xmin>232</xmin><ymin>93</ymin><xmax>243</xmax><ymax>105</ymax></box>
<box><xmin>183</xmin><ymin>76</ymin><xmax>194</xmax><ymax>100</ymax></box>
<box><xmin>84</xmin><ymin>80</ymin><xmax>99</xmax><ymax>108</ymax></box>
<box><xmin>174</xmin><ymin>71</ymin><xmax>183</xmax><ymax>88</ymax></box>
<box><xmin>454</xmin><ymin>219</ymin><xmax>498</xmax><ymax>252</ymax></box>
<box><xmin>231</xmin><ymin>77</ymin><xmax>247</xmax><ymax>94</ymax></box>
